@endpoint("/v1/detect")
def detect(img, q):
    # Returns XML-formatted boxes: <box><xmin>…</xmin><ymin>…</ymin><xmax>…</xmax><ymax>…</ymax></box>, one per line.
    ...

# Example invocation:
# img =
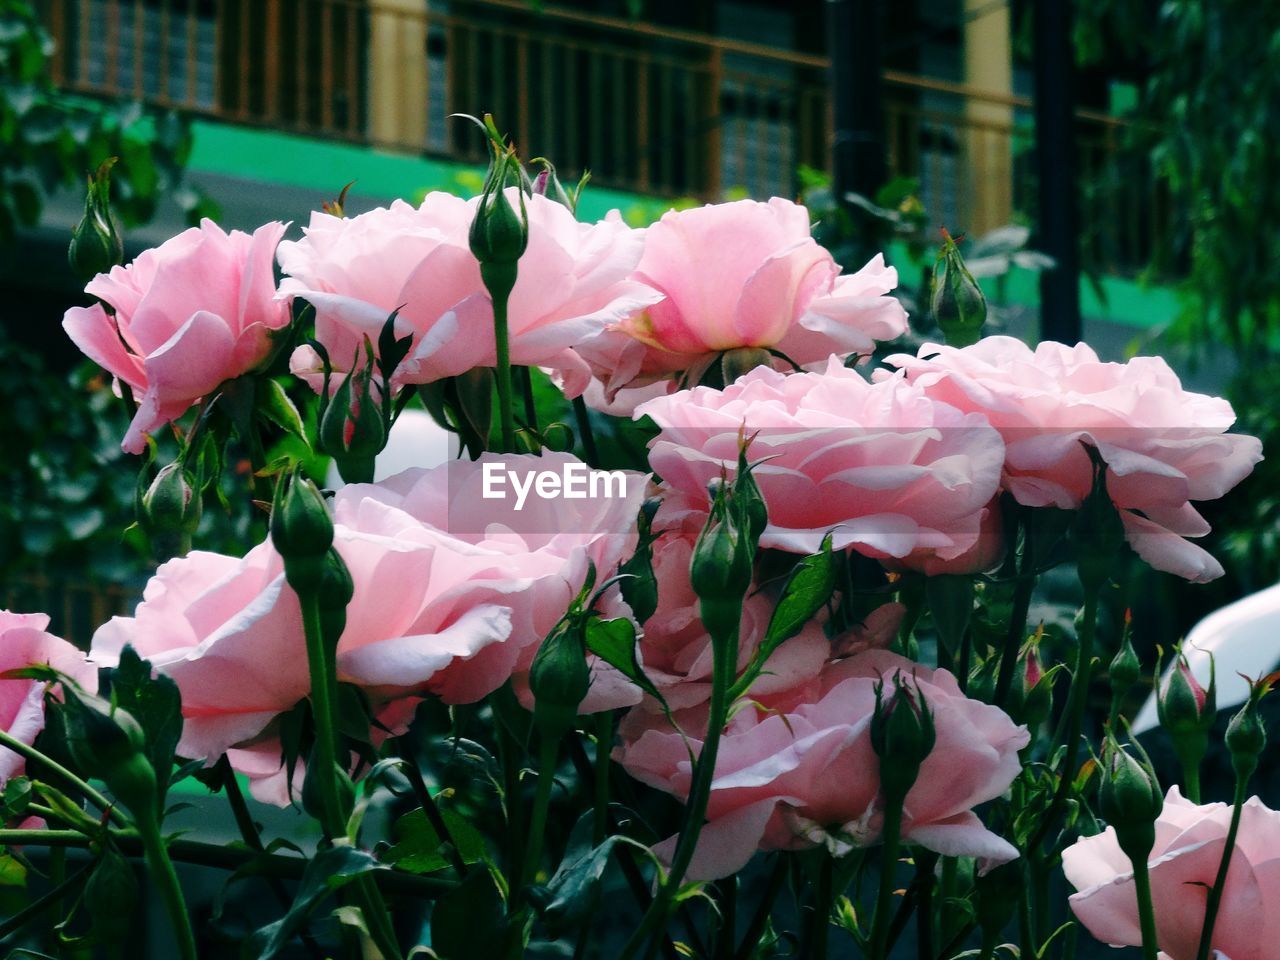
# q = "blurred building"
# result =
<box><xmin>30</xmin><ymin>0</ymin><xmax>1163</xmax><ymax>278</ymax></box>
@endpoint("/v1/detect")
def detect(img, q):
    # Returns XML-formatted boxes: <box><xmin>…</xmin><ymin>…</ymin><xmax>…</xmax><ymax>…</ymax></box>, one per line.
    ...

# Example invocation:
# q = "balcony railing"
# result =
<box><xmin>35</xmin><ymin>0</ymin><xmax>1166</xmax><ymax>277</ymax></box>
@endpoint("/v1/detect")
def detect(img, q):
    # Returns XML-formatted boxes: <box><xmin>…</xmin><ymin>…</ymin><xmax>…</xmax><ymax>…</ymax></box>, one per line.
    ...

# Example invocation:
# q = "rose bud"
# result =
<box><xmin>529</xmin><ymin>620</ymin><xmax>591</xmax><ymax>740</ymax></box>
<box><xmin>137</xmin><ymin>462</ymin><xmax>202</xmax><ymax>559</ymax></box>
<box><xmin>319</xmin><ymin>350</ymin><xmax>387</xmax><ymax>484</ymax></box>
<box><xmin>870</xmin><ymin>674</ymin><xmax>936</xmax><ymax>801</ymax></box>
<box><xmin>1108</xmin><ymin>610</ymin><xmax>1141</xmax><ymax>715</ymax></box>
<box><xmin>62</xmin><ymin>685</ymin><xmax>157</xmax><ymax>820</ymax></box>
<box><xmin>68</xmin><ymin>159</ymin><xmax>124</xmax><ymax>281</ymax></box>
<box><xmin>929</xmin><ymin>229</ymin><xmax>986</xmax><ymax>348</ymax></box>
<box><xmin>1098</xmin><ymin>732</ymin><xmax>1163</xmax><ymax>863</ymax></box>
<box><xmin>1157</xmin><ymin>650</ymin><xmax>1216</xmax><ymax>792</ymax></box>
<box><xmin>1225</xmin><ymin>679</ymin><xmax>1270</xmax><ymax>783</ymax></box>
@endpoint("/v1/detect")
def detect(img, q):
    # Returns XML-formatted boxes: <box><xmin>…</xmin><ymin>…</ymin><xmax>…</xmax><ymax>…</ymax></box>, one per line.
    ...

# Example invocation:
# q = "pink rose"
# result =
<box><xmin>576</xmin><ymin>198</ymin><xmax>907</xmax><ymax>408</ymax></box>
<box><xmin>280</xmin><ymin>192</ymin><xmax>660</xmax><ymax>393</ymax></box>
<box><xmin>1063</xmin><ymin>786</ymin><xmax>1280</xmax><ymax>960</ymax></box>
<box><xmin>883</xmin><ymin>337</ymin><xmax>1263</xmax><ymax>581</ymax></box>
<box><xmin>63</xmin><ymin>219</ymin><xmax>290</xmax><ymax>453</ymax></box>
<box><xmin>0</xmin><ymin>612</ymin><xmax>94</xmax><ymax>784</ymax></box>
<box><xmin>90</xmin><ymin>454</ymin><xmax>645</xmax><ymax>798</ymax></box>
<box><xmin>637</xmin><ymin>359</ymin><xmax>1006</xmax><ymax>564</ymax></box>
<box><xmin>616</xmin><ymin>648</ymin><xmax>1028</xmax><ymax>880</ymax></box>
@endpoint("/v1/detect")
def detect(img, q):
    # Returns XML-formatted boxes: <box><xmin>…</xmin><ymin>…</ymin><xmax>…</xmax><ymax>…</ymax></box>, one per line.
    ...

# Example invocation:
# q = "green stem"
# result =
<box><xmin>593</xmin><ymin>713</ymin><xmax>612</xmax><ymax>846</ymax></box>
<box><xmin>0</xmin><ymin>729</ymin><xmax>125</xmax><ymax>825</ymax></box>
<box><xmin>487</xmin><ymin>268</ymin><xmax>517</xmax><ymax>452</ymax></box>
<box><xmin>573</xmin><ymin>395</ymin><xmax>600</xmax><ymax>465</ymax></box>
<box><xmin>520</xmin><ymin>735</ymin><xmax>560</xmax><ymax>893</ymax></box>
<box><xmin>517</xmin><ymin>365</ymin><xmax>539</xmax><ymax>432</ymax></box>
<box><xmin>394</xmin><ymin>741</ymin><xmax>468</xmax><ymax>877</ymax></box>
<box><xmin>622</xmin><ymin>620</ymin><xmax>738</xmax><ymax>960</ymax></box>
<box><xmin>807</xmin><ymin>854</ymin><xmax>833</xmax><ymax>960</ymax></box>
<box><xmin>299</xmin><ymin>595</ymin><xmax>343</xmax><ymax>837</ymax></box>
<box><xmin>714</xmin><ymin>878</ymin><xmax>738</xmax><ymax>960</ymax></box>
<box><xmin>914</xmin><ymin>852</ymin><xmax>937</xmax><ymax>960</ymax></box>
<box><xmin>868</xmin><ymin>795</ymin><xmax>905</xmax><ymax>960</ymax></box>
<box><xmin>1181</xmin><ymin>762</ymin><xmax>1202</xmax><ymax>805</ymax></box>
<box><xmin>137</xmin><ymin>818</ymin><xmax>198</xmax><ymax>960</ymax></box>
<box><xmin>994</xmin><ymin>548</ymin><xmax>1036</xmax><ymax>707</ymax></box>
<box><xmin>0</xmin><ymin>829</ymin><xmax>453</xmax><ymax>896</ymax></box>
<box><xmin>1030</xmin><ymin>585</ymin><xmax>1099</xmax><ymax>851</ymax></box>
<box><xmin>1131</xmin><ymin>854</ymin><xmax>1160</xmax><ymax>960</ymax></box>
<box><xmin>1195</xmin><ymin>778</ymin><xmax>1248</xmax><ymax>960</ymax></box>
<box><xmin>298</xmin><ymin>593</ymin><xmax>404</xmax><ymax>960</ymax></box>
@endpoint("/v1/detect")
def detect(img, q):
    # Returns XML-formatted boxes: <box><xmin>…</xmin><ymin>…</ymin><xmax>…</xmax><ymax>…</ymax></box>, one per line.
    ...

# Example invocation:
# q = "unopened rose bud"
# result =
<box><xmin>619</xmin><ymin>500</ymin><xmax>660</xmax><ymax>624</ymax></box>
<box><xmin>138</xmin><ymin>462</ymin><xmax>202</xmax><ymax>557</ymax></box>
<box><xmin>690</xmin><ymin>483</ymin><xmax>754</xmax><ymax>609</ymax></box>
<box><xmin>319</xmin><ymin>353</ymin><xmax>387</xmax><ymax>483</ymax></box>
<box><xmin>733</xmin><ymin>440</ymin><xmax>768</xmax><ymax>547</ymax></box>
<box><xmin>315</xmin><ymin>547</ymin><xmax>354</xmax><ymax>648</ymax></box>
<box><xmin>1109</xmin><ymin>613</ymin><xmax>1141</xmax><ymax>705</ymax></box>
<box><xmin>1225</xmin><ymin>681</ymin><xmax>1269</xmax><ymax>783</ymax></box>
<box><xmin>62</xmin><ymin>686</ymin><xmax>157</xmax><ymax>820</ymax></box>
<box><xmin>69</xmin><ymin>159</ymin><xmax>124</xmax><ymax>281</ymax></box>
<box><xmin>271</xmin><ymin>466</ymin><xmax>334</xmax><ymax>593</ymax></box>
<box><xmin>529</xmin><ymin>620</ymin><xmax>590</xmax><ymax>739</ymax></box>
<box><xmin>1098</xmin><ymin>732</ymin><xmax>1163</xmax><ymax>861</ymax></box>
<box><xmin>1158</xmin><ymin>652</ymin><xmax>1216</xmax><ymax>784</ymax></box>
<box><xmin>1009</xmin><ymin>640</ymin><xmax>1055</xmax><ymax>730</ymax></box>
<box><xmin>470</xmin><ymin>142</ymin><xmax>529</xmax><ymax>284</ymax></box>
<box><xmin>530</xmin><ymin>158</ymin><xmax>581</xmax><ymax>213</ymax></box>
<box><xmin>929</xmin><ymin>230</ymin><xmax>986</xmax><ymax>347</ymax></box>
<box><xmin>871</xmin><ymin>674</ymin><xmax>936</xmax><ymax>801</ymax></box>
<box><xmin>1073</xmin><ymin>445</ymin><xmax>1125</xmax><ymax>591</ymax></box>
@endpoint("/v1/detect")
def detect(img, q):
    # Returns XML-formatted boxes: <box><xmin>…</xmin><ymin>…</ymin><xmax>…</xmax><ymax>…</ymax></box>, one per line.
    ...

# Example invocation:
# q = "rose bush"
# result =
<box><xmin>20</xmin><ymin>132</ymin><xmax>1269</xmax><ymax>960</ymax></box>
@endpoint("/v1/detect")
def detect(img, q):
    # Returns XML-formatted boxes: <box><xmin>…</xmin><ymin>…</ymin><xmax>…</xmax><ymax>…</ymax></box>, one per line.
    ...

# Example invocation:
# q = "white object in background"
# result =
<box><xmin>1133</xmin><ymin>581</ymin><xmax>1280</xmax><ymax>733</ymax></box>
<box><xmin>325</xmin><ymin>408</ymin><xmax>458</xmax><ymax>489</ymax></box>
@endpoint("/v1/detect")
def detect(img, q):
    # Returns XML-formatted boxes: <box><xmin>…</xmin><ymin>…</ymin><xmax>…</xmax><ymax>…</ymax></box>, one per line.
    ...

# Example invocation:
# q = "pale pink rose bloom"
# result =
<box><xmin>90</xmin><ymin>454</ymin><xmax>645</xmax><ymax>796</ymax></box>
<box><xmin>575</xmin><ymin>198</ymin><xmax>908</xmax><ymax>410</ymax></box>
<box><xmin>616</xmin><ymin>648</ymin><xmax>1028</xmax><ymax>880</ymax></box>
<box><xmin>63</xmin><ymin>219</ymin><xmax>290</xmax><ymax>453</ymax></box>
<box><xmin>885</xmin><ymin>502</ymin><xmax>1005</xmax><ymax>577</ymax></box>
<box><xmin>1063</xmin><ymin>786</ymin><xmax>1280</xmax><ymax>960</ymax></box>
<box><xmin>883</xmin><ymin>337</ymin><xmax>1263</xmax><ymax>582</ymax></box>
<box><xmin>637</xmin><ymin>358</ymin><xmax>1005</xmax><ymax>562</ymax></box>
<box><xmin>0</xmin><ymin>612</ymin><xmax>95</xmax><ymax>784</ymax></box>
<box><xmin>280</xmin><ymin>192</ymin><xmax>660</xmax><ymax>393</ymax></box>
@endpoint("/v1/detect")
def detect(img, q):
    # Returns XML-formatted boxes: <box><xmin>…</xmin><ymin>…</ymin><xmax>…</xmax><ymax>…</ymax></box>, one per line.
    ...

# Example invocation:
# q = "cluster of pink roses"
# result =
<box><xmin>20</xmin><ymin>186</ymin><xmax>1265</xmax><ymax>955</ymax></box>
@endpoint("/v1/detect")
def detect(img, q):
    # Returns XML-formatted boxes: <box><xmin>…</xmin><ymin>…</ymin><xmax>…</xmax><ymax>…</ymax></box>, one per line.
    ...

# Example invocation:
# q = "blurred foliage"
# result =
<box><xmin>0</xmin><ymin>342</ymin><xmax>271</xmax><ymax>586</ymax></box>
<box><xmin>0</xmin><ymin>0</ymin><xmax>208</xmax><ymax>236</ymax></box>
<box><xmin>1074</xmin><ymin>0</ymin><xmax>1280</xmax><ymax>358</ymax></box>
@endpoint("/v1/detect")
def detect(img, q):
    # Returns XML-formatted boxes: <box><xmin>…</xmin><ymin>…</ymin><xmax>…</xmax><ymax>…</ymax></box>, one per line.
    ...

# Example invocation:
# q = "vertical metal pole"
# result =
<box><xmin>827</xmin><ymin>0</ymin><xmax>886</xmax><ymax>206</ymax></box>
<box><xmin>1033</xmin><ymin>0</ymin><xmax>1082</xmax><ymax>344</ymax></box>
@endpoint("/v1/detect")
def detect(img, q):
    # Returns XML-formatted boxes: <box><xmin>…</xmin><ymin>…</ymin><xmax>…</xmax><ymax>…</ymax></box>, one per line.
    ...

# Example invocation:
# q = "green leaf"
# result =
<box><xmin>583</xmin><ymin>615</ymin><xmax>664</xmax><ymax>706</ymax></box>
<box><xmin>243</xmin><ymin>843</ymin><xmax>387</xmax><ymax>960</ymax></box>
<box><xmin>85</xmin><ymin>845</ymin><xmax>138</xmax><ymax>943</ymax></box>
<box><xmin>536</xmin><ymin>812</ymin><xmax>653</xmax><ymax>931</ymax></box>
<box><xmin>763</xmin><ymin>536</ymin><xmax>836</xmax><ymax>656</ymax></box>
<box><xmin>98</xmin><ymin>645</ymin><xmax>183</xmax><ymax>802</ymax></box>
<box><xmin>257</xmin><ymin>378</ymin><xmax>307</xmax><ymax>441</ymax></box>
<box><xmin>0</xmin><ymin>853</ymin><xmax>26</xmax><ymax>887</ymax></box>
<box><xmin>430</xmin><ymin>866</ymin><xmax>509</xmax><ymax>960</ymax></box>
<box><xmin>384</xmin><ymin>807</ymin><xmax>487</xmax><ymax>875</ymax></box>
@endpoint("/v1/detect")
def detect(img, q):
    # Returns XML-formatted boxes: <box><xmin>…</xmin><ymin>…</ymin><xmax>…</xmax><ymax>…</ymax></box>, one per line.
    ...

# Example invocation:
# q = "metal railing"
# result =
<box><xmin>35</xmin><ymin>0</ymin><xmax>1166</xmax><ymax>276</ymax></box>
